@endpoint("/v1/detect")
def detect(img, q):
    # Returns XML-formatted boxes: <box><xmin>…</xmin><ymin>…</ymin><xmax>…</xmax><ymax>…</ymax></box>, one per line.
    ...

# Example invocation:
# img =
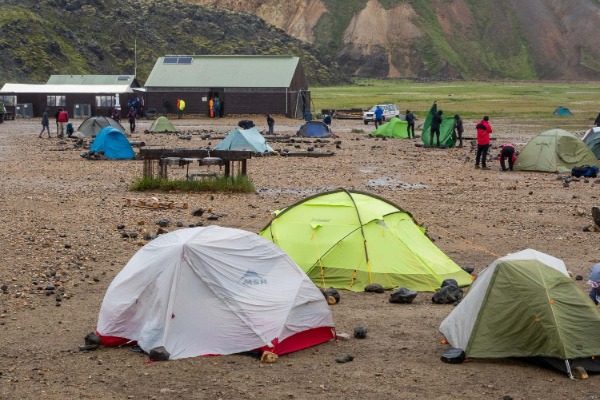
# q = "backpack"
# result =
<box><xmin>571</xmin><ymin>165</ymin><xmax>599</xmax><ymax>178</ymax></box>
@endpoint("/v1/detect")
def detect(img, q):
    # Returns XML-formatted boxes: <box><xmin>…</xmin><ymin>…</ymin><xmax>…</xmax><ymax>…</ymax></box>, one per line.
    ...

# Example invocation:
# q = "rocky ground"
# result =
<box><xmin>0</xmin><ymin>115</ymin><xmax>599</xmax><ymax>399</ymax></box>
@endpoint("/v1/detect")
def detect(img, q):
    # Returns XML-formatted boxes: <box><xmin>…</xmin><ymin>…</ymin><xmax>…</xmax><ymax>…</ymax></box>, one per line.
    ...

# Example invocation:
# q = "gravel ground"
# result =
<box><xmin>0</xmin><ymin>115</ymin><xmax>599</xmax><ymax>399</ymax></box>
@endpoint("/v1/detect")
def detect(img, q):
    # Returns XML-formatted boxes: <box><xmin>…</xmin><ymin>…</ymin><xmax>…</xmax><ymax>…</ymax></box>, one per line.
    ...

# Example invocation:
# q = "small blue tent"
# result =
<box><xmin>297</xmin><ymin>121</ymin><xmax>332</xmax><ymax>138</ymax></box>
<box><xmin>90</xmin><ymin>127</ymin><xmax>135</xmax><ymax>159</ymax></box>
<box><xmin>214</xmin><ymin>127</ymin><xmax>274</xmax><ymax>154</ymax></box>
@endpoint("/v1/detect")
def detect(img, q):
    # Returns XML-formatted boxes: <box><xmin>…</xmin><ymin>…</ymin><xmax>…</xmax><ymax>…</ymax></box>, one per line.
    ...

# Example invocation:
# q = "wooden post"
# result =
<box><xmin>241</xmin><ymin>160</ymin><xmax>247</xmax><ymax>176</ymax></box>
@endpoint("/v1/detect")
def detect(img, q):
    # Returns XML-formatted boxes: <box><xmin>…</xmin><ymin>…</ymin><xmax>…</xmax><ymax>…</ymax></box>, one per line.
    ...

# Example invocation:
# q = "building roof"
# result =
<box><xmin>47</xmin><ymin>75</ymin><xmax>138</xmax><ymax>86</ymax></box>
<box><xmin>0</xmin><ymin>83</ymin><xmax>134</xmax><ymax>94</ymax></box>
<box><xmin>144</xmin><ymin>55</ymin><xmax>300</xmax><ymax>88</ymax></box>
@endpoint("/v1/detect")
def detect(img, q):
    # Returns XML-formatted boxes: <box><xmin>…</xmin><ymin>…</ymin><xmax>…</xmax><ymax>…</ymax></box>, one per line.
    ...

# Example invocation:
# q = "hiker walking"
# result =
<box><xmin>39</xmin><ymin>108</ymin><xmax>51</xmax><ymax>138</ymax></box>
<box><xmin>475</xmin><ymin>116</ymin><xmax>493</xmax><ymax>169</ymax></box>
<box><xmin>266</xmin><ymin>114</ymin><xmax>275</xmax><ymax>135</ymax></box>
<box><xmin>453</xmin><ymin>114</ymin><xmax>464</xmax><ymax>147</ymax></box>
<box><xmin>430</xmin><ymin>108</ymin><xmax>443</xmax><ymax>147</ymax></box>
<box><xmin>499</xmin><ymin>143</ymin><xmax>516</xmax><ymax>171</ymax></box>
<box><xmin>57</xmin><ymin>108</ymin><xmax>69</xmax><ymax>138</ymax></box>
<box><xmin>128</xmin><ymin>107</ymin><xmax>137</xmax><ymax>134</ymax></box>
<box><xmin>374</xmin><ymin>105</ymin><xmax>384</xmax><ymax>129</ymax></box>
<box><xmin>405</xmin><ymin>110</ymin><xmax>416</xmax><ymax>138</ymax></box>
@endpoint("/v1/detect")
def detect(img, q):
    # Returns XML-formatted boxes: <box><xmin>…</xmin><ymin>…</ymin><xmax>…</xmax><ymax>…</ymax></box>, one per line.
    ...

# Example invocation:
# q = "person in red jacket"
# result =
<box><xmin>475</xmin><ymin>116</ymin><xmax>492</xmax><ymax>169</ymax></box>
<box><xmin>499</xmin><ymin>143</ymin><xmax>517</xmax><ymax>171</ymax></box>
<box><xmin>57</xmin><ymin>108</ymin><xmax>69</xmax><ymax>138</ymax></box>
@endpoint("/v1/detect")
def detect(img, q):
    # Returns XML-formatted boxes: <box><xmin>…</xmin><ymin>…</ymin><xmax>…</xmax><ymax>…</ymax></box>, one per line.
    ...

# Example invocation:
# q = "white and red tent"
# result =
<box><xmin>97</xmin><ymin>226</ymin><xmax>335</xmax><ymax>359</ymax></box>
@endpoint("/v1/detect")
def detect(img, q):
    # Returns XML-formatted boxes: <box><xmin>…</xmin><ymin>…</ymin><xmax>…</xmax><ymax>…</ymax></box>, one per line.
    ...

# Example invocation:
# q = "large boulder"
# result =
<box><xmin>432</xmin><ymin>285</ymin><xmax>463</xmax><ymax>304</ymax></box>
<box><xmin>389</xmin><ymin>287</ymin><xmax>418</xmax><ymax>304</ymax></box>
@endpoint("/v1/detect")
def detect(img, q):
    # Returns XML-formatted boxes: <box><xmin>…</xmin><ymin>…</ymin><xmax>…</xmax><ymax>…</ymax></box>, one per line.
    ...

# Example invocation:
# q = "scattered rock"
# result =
<box><xmin>156</xmin><ymin>227</ymin><xmax>169</xmax><ymax>236</ymax></box>
<box><xmin>117</xmin><ymin>224</ymin><xmax>125</xmax><ymax>230</ymax></box>
<box><xmin>149</xmin><ymin>346</ymin><xmax>170</xmax><ymax>361</ymax></box>
<box><xmin>461</xmin><ymin>266</ymin><xmax>475</xmax><ymax>274</ymax></box>
<box><xmin>156</xmin><ymin>218</ymin><xmax>170</xmax><ymax>227</ymax></box>
<box><xmin>176</xmin><ymin>221</ymin><xmax>184</xmax><ymax>227</ymax></box>
<box><xmin>324</xmin><ymin>288</ymin><xmax>340</xmax><ymax>304</ymax></box>
<box><xmin>84</xmin><ymin>332</ymin><xmax>101</xmax><ymax>346</ymax></box>
<box><xmin>192</xmin><ymin>208</ymin><xmax>204</xmax><ymax>217</ymax></box>
<box><xmin>441</xmin><ymin>279</ymin><xmax>458</xmax><ymax>288</ymax></box>
<box><xmin>583</xmin><ymin>225</ymin><xmax>598</xmax><ymax>232</ymax></box>
<box><xmin>389</xmin><ymin>287</ymin><xmax>417</xmax><ymax>304</ymax></box>
<box><xmin>440</xmin><ymin>348</ymin><xmax>465</xmax><ymax>364</ymax></box>
<box><xmin>335</xmin><ymin>354</ymin><xmax>354</xmax><ymax>363</ymax></box>
<box><xmin>260</xmin><ymin>351</ymin><xmax>278</xmax><ymax>363</ymax></box>
<box><xmin>572</xmin><ymin>365</ymin><xmax>589</xmax><ymax>379</ymax></box>
<box><xmin>353</xmin><ymin>326</ymin><xmax>367</xmax><ymax>339</ymax></box>
<box><xmin>432</xmin><ymin>285</ymin><xmax>463</xmax><ymax>304</ymax></box>
<box><xmin>364</xmin><ymin>283</ymin><xmax>384</xmax><ymax>293</ymax></box>
<box><xmin>576</xmin><ymin>275</ymin><xmax>584</xmax><ymax>281</ymax></box>
<box><xmin>207</xmin><ymin>214</ymin><xmax>221</xmax><ymax>221</ymax></box>
<box><xmin>336</xmin><ymin>332</ymin><xmax>351</xmax><ymax>341</ymax></box>
<box><xmin>593</xmin><ymin>206</ymin><xmax>600</xmax><ymax>227</ymax></box>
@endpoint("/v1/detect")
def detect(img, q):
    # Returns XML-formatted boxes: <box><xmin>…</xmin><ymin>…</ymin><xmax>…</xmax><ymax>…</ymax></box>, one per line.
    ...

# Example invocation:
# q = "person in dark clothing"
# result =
<box><xmin>323</xmin><ymin>114</ymin><xmax>332</xmax><ymax>132</ymax></box>
<box><xmin>111</xmin><ymin>108</ymin><xmax>121</xmax><ymax>123</ymax></box>
<box><xmin>453</xmin><ymin>114</ymin><xmax>464</xmax><ymax>147</ymax></box>
<box><xmin>39</xmin><ymin>108</ymin><xmax>51</xmax><ymax>138</ymax></box>
<box><xmin>405</xmin><ymin>110</ymin><xmax>415</xmax><ymax>138</ymax></box>
<box><xmin>499</xmin><ymin>143</ymin><xmax>516</xmax><ymax>171</ymax></box>
<box><xmin>430</xmin><ymin>109</ymin><xmax>443</xmax><ymax>147</ymax></box>
<box><xmin>588</xmin><ymin>263</ymin><xmax>600</xmax><ymax>305</ymax></box>
<box><xmin>162</xmin><ymin>98</ymin><xmax>169</xmax><ymax>116</ymax></box>
<box><xmin>304</xmin><ymin>109</ymin><xmax>312</xmax><ymax>122</ymax></box>
<box><xmin>128</xmin><ymin>107</ymin><xmax>137</xmax><ymax>134</ymax></box>
<box><xmin>595</xmin><ymin>113</ymin><xmax>600</xmax><ymax>127</ymax></box>
<box><xmin>266</xmin><ymin>114</ymin><xmax>275</xmax><ymax>135</ymax></box>
<box><xmin>55</xmin><ymin>109</ymin><xmax>60</xmax><ymax>133</ymax></box>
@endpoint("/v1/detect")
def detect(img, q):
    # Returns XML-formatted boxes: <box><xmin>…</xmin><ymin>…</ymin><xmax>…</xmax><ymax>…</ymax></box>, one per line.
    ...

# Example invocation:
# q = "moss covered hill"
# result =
<box><xmin>0</xmin><ymin>0</ymin><xmax>348</xmax><ymax>87</ymax></box>
<box><xmin>192</xmin><ymin>0</ymin><xmax>600</xmax><ymax>80</ymax></box>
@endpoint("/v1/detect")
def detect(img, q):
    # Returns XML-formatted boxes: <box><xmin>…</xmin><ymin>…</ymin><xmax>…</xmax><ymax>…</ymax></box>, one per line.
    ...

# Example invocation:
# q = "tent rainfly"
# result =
<box><xmin>297</xmin><ymin>121</ymin><xmax>332</xmax><ymax>138</ymax></box>
<box><xmin>148</xmin><ymin>116</ymin><xmax>177</xmax><ymax>133</ymax></box>
<box><xmin>439</xmin><ymin>249</ymin><xmax>600</xmax><ymax>377</ymax></box>
<box><xmin>96</xmin><ymin>226</ymin><xmax>335</xmax><ymax>359</ymax></box>
<box><xmin>553</xmin><ymin>106</ymin><xmax>573</xmax><ymax>116</ymax></box>
<box><xmin>370</xmin><ymin>117</ymin><xmax>408</xmax><ymax>138</ymax></box>
<box><xmin>583</xmin><ymin>127</ymin><xmax>600</xmax><ymax>159</ymax></box>
<box><xmin>260</xmin><ymin>189</ymin><xmax>472</xmax><ymax>292</ymax></box>
<box><xmin>214</xmin><ymin>127</ymin><xmax>274</xmax><ymax>154</ymax></box>
<box><xmin>514</xmin><ymin>129</ymin><xmax>599</xmax><ymax>173</ymax></box>
<box><xmin>89</xmin><ymin>127</ymin><xmax>135</xmax><ymax>159</ymax></box>
<box><xmin>421</xmin><ymin>103</ymin><xmax>456</xmax><ymax>148</ymax></box>
<box><xmin>77</xmin><ymin>116</ymin><xmax>126</xmax><ymax>138</ymax></box>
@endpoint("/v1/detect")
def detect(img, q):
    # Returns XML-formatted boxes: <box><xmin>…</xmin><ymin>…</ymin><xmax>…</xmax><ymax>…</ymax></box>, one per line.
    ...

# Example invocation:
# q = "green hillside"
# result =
<box><xmin>0</xmin><ymin>0</ymin><xmax>349</xmax><ymax>87</ymax></box>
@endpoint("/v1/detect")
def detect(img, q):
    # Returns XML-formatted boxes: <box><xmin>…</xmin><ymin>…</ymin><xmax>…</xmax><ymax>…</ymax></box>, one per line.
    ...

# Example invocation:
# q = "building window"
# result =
<box><xmin>47</xmin><ymin>95</ymin><xmax>66</xmax><ymax>107</ymax></box>
<box><xmin>1</xmin><ymin>95</ymin><xmax>17</xmax><ymax>106</ymax></box>
<box><xmin>95</xmin><ymin>95</ymin><xmax>115</xmax><ymax>107</ymax></box>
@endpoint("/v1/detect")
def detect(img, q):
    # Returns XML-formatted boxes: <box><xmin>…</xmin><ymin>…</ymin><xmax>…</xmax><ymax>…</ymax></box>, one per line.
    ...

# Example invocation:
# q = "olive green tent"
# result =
<box><xmin>259</xmin><ymin>189</ymin><xmax>472</xmax><ymax>292</ymax></box>
<box><xmin>583</xmin><ymin>127</ymin><xmax>600</xmax><ymax>159</ymax></box>
<box><xmin>370</xmin><ymin>117</ymin><xmax>408</xmax><ymax>138</ymax></box>
<box><xmin>514</xmin><ymin>129</ymin><xmax>599</xmax><ymax>173</ymax></box>
<box><xmin>148</xmin><ymin>116</ymin><xmax>177</xmax><ymax>133</ymax></box>
<box><xmin>421</xmin><ymin>103</ymin><xmax>456</xmax><ymax>148</ymax></box>
<box><xmin>440</xmin><ymin>249</ymin><xmax>600</xmax><ymax>377</ymax></box>
<box><xmin>77</xmin><ymin>116</ymin><xmax>126</xmax><ymax>138</ymax></box>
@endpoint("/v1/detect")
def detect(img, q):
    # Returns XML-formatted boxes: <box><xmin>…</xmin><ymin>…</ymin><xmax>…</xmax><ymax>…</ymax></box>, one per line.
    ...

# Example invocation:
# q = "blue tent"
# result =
<box><xmin>297</xmin><ymin>121</ymin><xmax>332</xmax><ymax>138</ymax></box>
<box><xmin>553</xmin><ymin>106</ymin><xmax>573</xmax><ymax>116</ymax></box>
<box><xmin>90</xmin><ymin>127</ymin><xmax>135</xmax><ymax>159</ymax></box>
<box><xmin>214</xmin><ymin>127</ymin><xmax>273</xmax><ymax>154</ymax></box>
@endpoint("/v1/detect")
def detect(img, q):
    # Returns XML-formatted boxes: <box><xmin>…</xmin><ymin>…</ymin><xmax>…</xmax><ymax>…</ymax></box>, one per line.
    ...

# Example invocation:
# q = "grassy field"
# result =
<box><xmin>311</xmin><ymin>79</ymin><xmax>600</xmax><ymax>128</ymax></box>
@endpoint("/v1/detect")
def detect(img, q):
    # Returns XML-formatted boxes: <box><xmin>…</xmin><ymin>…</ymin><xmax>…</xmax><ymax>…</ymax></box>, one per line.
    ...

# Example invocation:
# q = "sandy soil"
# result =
<box><xmin>0</xmin><ymin>115</ymin><xmax>599</xmax><ymax>399</ymax></box>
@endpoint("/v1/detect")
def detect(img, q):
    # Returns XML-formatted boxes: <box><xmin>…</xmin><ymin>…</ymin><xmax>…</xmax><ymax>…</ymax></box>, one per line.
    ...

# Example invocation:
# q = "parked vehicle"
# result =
<box><xmin>363</xmin><ymin>104</ymin><xmax>400</xmax><ymax>125</ymax></box>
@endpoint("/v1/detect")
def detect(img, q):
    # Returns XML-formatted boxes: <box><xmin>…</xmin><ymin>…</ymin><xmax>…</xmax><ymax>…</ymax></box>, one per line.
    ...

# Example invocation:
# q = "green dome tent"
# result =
<box><xmin>440</xmin><ymin>249</ymin><xmax>600</xmax><ymax>377</ymax></box>
<box><xmin>583</xmin><ymin>127</ymin><xmax>600</xmax><ymax>159</ymax></box>
<box><xmin>514</xmin><ymin>129</ymin><xmax>599</xmax><ymax>173</ymax></box>
<box><xmin>148</xmin><ymin>116</ymin><xmax>177</xmax><ymax>133</ymax></box>
<box><xmin>421</xmin><ymin>103</ymin><xmax>456</xmax><ymax>148</ymax></box>
<box><xmin>370</xmin><ymin>117</ymin><xmax>408</xmax><ymax>138</ymax></box>
<box><xmin>259</xmin><ymin>189</ymin><xmax>472</xmax><ymax>292</ymax></box>
<box><xmin>215</xmin><ymin>127</ymin><xmax>274</xmax><ymax>154</ymax></box>
<box><xmin>77</xmin><ymin>116</ymin><xmax>126</xmax><ymax>138</ymax></box>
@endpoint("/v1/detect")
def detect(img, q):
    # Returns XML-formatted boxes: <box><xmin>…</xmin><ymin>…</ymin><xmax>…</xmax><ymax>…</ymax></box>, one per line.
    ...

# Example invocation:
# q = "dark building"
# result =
<box><xmin>143</xmin><ymin>55</ymin><xmax>311</xmax><ymax>118</ymax></box>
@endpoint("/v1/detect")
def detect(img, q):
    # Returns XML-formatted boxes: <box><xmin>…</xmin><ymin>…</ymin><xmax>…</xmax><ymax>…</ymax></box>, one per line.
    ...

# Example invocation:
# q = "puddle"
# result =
<box><xmin>366</xmin><ymin>177</ymin><xmax>426</xmax><ymax>190</ymax></box>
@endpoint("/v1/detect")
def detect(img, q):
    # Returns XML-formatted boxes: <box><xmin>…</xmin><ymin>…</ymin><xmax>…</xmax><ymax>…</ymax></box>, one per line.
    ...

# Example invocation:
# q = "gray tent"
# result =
<box><xmin>77</xmin><ymin>116</ymin><xmax>126</xmax><ymax>138</ymax></box>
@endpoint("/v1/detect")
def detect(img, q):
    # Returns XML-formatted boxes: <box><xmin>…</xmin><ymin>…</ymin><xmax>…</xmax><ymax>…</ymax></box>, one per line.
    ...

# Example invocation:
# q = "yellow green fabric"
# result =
<box><xmin>148</xmin><ymin>116</ymin><xmax>177</xmax><ymax>133</ymax></box>
<box><xmin>467</xmin><ymin>260</ymin><xmax>600</xmax><ymax>359</ymax></box>
<box><xmin>259</xmin><ymin>189</ymin><xmax>471</xmax><ymax>292</ymax></box>
<box><xmin>370</xmin><ymin>117</ymin><xmax>408</xmax><ymax>138</ymax></box>
<box><xmin>515</xmin><ymin>129</ymin><xmax>599</xmax><ymax>173</ymax></box>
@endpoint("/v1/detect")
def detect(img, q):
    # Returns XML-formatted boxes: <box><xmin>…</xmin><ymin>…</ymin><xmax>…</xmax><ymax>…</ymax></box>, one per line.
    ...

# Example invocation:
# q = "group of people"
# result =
<box><xmin>209</xmin><ymin>97</ymin><xmax>223</xmax><ymax>118</ymax></box>
<box><xmin>40</xmin><ymin>108</ymin><xmax>71</xmax><ymax>138</ymax></box>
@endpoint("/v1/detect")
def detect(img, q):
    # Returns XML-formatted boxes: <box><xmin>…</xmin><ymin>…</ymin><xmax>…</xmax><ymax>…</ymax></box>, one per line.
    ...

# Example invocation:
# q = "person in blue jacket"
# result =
<box><xmin>588</xmin><ymin>263</ymin><xmax>600</xmax><ymax>304</ymax></box>
<box><xmin>374</xmin><ymin>106</ymin><xmax>384</xmax><ymax>129</ymax></box>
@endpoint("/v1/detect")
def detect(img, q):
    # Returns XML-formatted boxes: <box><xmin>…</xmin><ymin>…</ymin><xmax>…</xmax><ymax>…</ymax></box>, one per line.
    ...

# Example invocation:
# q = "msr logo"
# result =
<box><xmin>241</xmin><ymin>270</ymin><xmax>268</xmax><ymax>286</ymax></box>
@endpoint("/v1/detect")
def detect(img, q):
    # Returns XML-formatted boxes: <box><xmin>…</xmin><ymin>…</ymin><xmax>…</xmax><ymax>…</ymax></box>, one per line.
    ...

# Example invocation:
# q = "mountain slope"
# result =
<box><xmin>192</xmin><ymin>0</ymin><xmax>600</xmax><ymax>80</ymax></box>
<box><xmin>0</xmin><ymin>0</ymin><xmax>348</xmax><ymax>86</ymax></box>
